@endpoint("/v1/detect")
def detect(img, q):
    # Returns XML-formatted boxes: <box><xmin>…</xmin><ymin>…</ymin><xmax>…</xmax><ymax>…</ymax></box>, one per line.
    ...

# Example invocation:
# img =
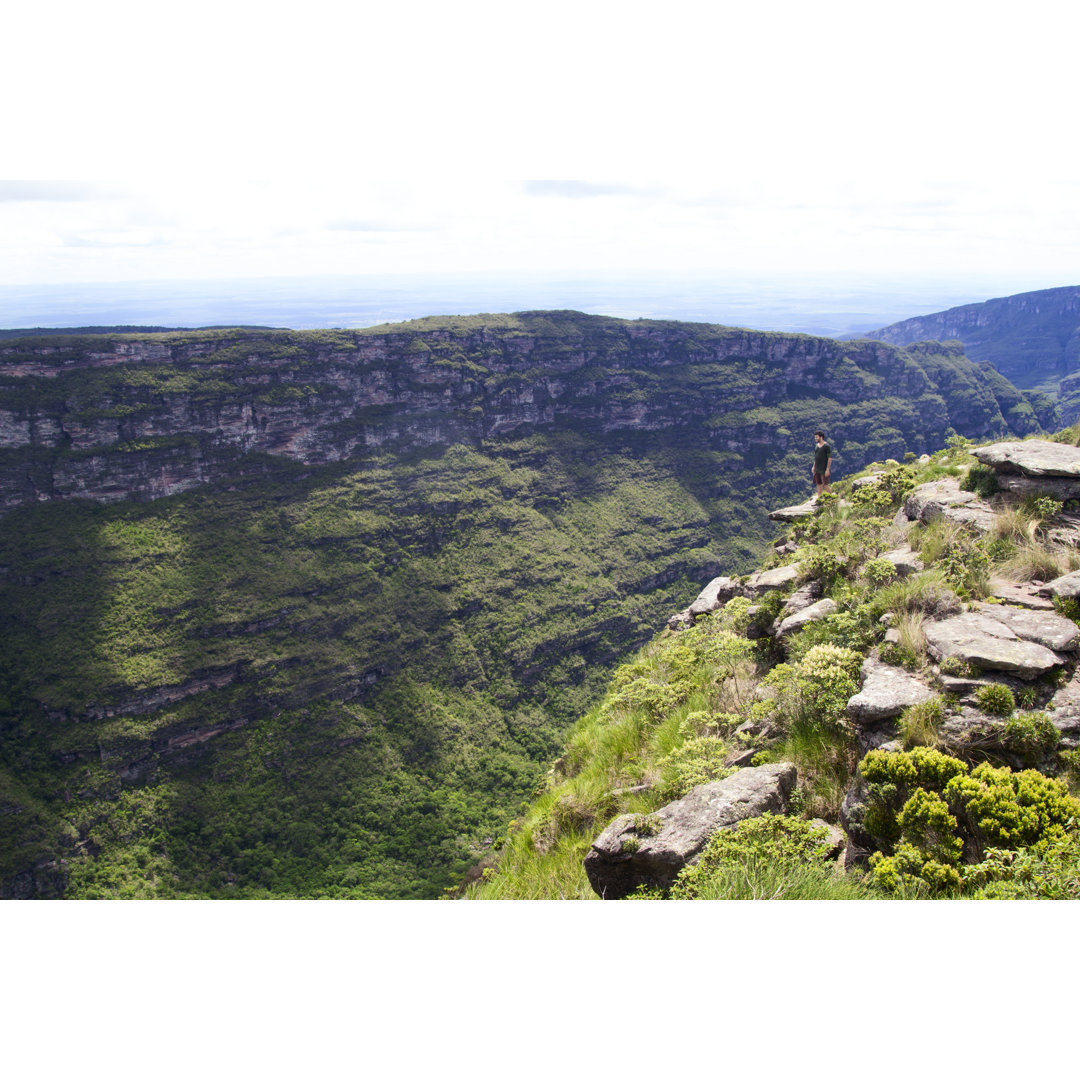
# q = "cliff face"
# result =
<box><xmin>0</xmin><ymin>313</ymin><xmax>1040</xmax><ymax>515</ymax></box>
<box><xmin>0</xmin><ymin>312</ymin><xmax>1046</xmax><ymax>899</ymax></box>
<box><xmin>858</xmin><ymin>285</ymin><xmax>1080</xmax><ymax>394</ymax></box>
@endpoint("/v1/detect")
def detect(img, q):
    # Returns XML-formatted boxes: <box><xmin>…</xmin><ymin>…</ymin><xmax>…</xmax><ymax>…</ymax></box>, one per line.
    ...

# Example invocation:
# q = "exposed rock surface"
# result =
<box><xmin>903</xmin><ymin>478</ymin><xmax>996</xmax><ymax>531</ymax></box>
<box><xmin>779</xmin><ymin>581</ymin><xmax>823</xmax><ymax>617</ymax></box>
<box><xmin>584</xmin><ymin>763</ymin><xmax>796</xmax><ymax>899</ymax></box>
<box><xmin>774</xmin><ymin>597</ymin><xmax>837</xmax><ymax>637</ymax></box>
<box><xmin>1041</xmin><ymin>569</ymin><xmax>1080</xmax><ymax>599</ymax></box>
<box><xmin>989</xmin><ymin>578</ymin><xmax>1055</xmax><ymax>610</ymax></box>
<box><xmin>972</xmin><ymin>601</ymin><xmax>1079</xmax><ymax>652</ymax></box>
<box><xmin>881</xmin><ymin>545</ymin><xmax>924</xmax><ymax>577</ymax></box>
<box><xmin>970</xmin><ymin>439</ymin><xmax>1080</xmax><ymax>478</ymax></box>
<box><xmin>769</xmin><ymin>498</ymin><xmax>818</xmax><ymax>522</ymax></box>
<box><xmin>847</xmin><ymin>656</ymin><xmax>936</xmax><ymax>724</ymax></box>
<box><xmin>923</xmin><ymin>611</ymin><xmax>1062</xmax><ymax>679</ymax></box>
<box><xmin>743</xmin><ymin>563</ymin><xmax>801</xmax><ymax>596</ymax></box>
<box><xmin>667</xmin><ymin>575</ymin><xmax>740</xmax><ymax>629</ymax></box>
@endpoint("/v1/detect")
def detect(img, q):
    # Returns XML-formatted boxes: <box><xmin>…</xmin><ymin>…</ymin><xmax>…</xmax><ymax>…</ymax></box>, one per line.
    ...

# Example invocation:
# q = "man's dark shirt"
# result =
<box><xmin>814</xmin><ymin>443</ymin><xmax>831</xmax><ymax>475</ymax></box>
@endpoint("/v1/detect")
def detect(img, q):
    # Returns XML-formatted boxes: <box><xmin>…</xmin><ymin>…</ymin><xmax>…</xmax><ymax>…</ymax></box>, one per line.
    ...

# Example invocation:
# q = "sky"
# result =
<box><xmin>4</xmin><ymin>1</ymin><xmax>1079</xmax><ymax>301</ymax></box>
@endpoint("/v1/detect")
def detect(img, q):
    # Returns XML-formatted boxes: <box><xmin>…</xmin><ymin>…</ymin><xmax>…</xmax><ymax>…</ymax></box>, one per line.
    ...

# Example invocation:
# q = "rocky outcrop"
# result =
<box><xmin>1041</xmin><ymin>569</ymin><xmax>1080</xmax><ymax>599</ymax></box>
<box><xmin>769</xmin><ymin>497</ymin><xmax>818</xmax><ymax>522</ymax></box>
<box><xmin>743</xmin><ymin>563</ymin><xmax>801</xmax><ymax>596</ymax></box>
<box><xmin>667</xmin><ymin>576</ymin><xmax>740</xmax><ymax>630</ymax></box>
<box><xmin>847</xmin><ymin>656</ymin><xmax>936</xmax><ymax>723</ymax></box>
<box><xmin>903</xmin><ymin>478</ymin><xmax>996</xmax><ymax>532</ymax></box>
<box><xmin>970</xmin><ymin>439</ymin><xmax>1080</xmax><ymax>478</ymax></box>
<box><xmin>989</xmin><ymin>578</ymin><xmax>1055</xmax><ymax>610</ymax></box>
<box><xmin>923</xmin><ymin>611</ymin><xmax>1064</xmax><ymax>679</ymax></box>
<box><xmin>584</xmin><ymin>763</ymin><xmax>796</xmax><ymax>899</ymax></box>
<box><xmin>971</xmin><ymin>602</ymin><xmax>1079</xmax><ymax>652</ymax></box>
<box><xmin>775</xmin><ymin>597</ymin><xmax>837</xmax><ymax>637</ymax></box>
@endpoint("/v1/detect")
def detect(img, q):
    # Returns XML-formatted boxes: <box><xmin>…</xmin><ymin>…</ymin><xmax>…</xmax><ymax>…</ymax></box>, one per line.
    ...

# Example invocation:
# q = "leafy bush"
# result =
<box><xmin>763</xmin><ymin>644</ymin><xmax>863</xmax><ymax>734</ymax></box>
<box><xmin>862</xmin><ymin>748</ymin><xmax>1080</xmax><ymax>895</ymax></box>
<box><xmin>960</xmin><ymin>464</ymin><xmax>999</xmax><ymax>498</ymax></box>
<box><xmin>1032</xmin><ymin>496</ymin><xmax>1064</xmax><ymax>521</ymax></box>
<box><xmin>976</xmin><ymin>683</ymin><xmax>1016</xmax><ymax>717</ymax></box>
<box><xmin>1002</xmin><ymin>711</ymin><xmax>1059</xmax><ymax>758</ymax></box>
<box><xmin>799</xmin><ymin>545</ymin><xmax>849</xmax><ymax>590</ymax></box>
<box><xmin>669</xmin><ymin>814</ymin><xmax>841</xmax><ymax>899</ymax></box>
<box><xmin>944</xmin><ymin>762</ymin><xmax>1080</xmax><ymax>853</ymax></box>
<box><xmin>862</xmin><ymin>557</ymin><xmax>898</xmax><ymax>587</ymax></box>
<box><xmin>656</xmin><ymin>736</ymin><xmax>734</xmax><ymax>799</ymax></box>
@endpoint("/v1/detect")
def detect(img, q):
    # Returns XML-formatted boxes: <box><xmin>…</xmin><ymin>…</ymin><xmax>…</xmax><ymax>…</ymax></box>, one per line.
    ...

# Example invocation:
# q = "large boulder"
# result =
<box><xmin>971</xmin><ymin>439</ymin><xmax>1080</xmax><ymax>478</ymax></box>
<box><xmin>584</xmin><ymin>763</ymin><xmax>797</xmax><ymax>899</ymax></box>
<box><xmin>668</xmin><ymin>575</ymin><xmax>740</xmax><ymax>630</ymax></box>
<box><xmin>847</xmin><ymin>655</ymin><xmax>936</xmax><ymax>724</ymax></box>
<box><xmin>743</xmin><ymin>563</ymin><xmax>801</xmax><ymax>597</ymax></box>
<box><xmin>923</xmin><ymin>611</ymin><xmax>1063</xmax><ymax>680</ymax></box>
<box><xmin>903</xmin><ymin>478</ymin><xmax>996</xmax><ymax>532</ymax></box>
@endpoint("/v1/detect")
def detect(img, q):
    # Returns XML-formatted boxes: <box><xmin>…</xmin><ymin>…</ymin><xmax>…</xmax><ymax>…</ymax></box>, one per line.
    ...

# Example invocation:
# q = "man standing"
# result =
<box><xmin>812</xmin><ymin>431</ymin><xmax>832</xmax><ymax>496</ymax></box>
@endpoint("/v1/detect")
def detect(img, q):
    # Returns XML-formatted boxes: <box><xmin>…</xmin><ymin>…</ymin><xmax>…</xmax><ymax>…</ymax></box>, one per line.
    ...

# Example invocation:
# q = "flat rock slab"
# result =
<box><xmin>923</xmin><ymin>611</ymin><xmax>1062</xmax><ymax>680</ymax></box>
<box><xmin>847</xmin><ymin>655</ymin><xmax>936</xmax><ymax>724</ymax></box>
<box><xmin>584</xmin><ymin>763</ymin><xmax>797</xmax><ymax>899</ymax></box>
<box><xmin>882</xmin><ymin>545</ymin><xmax>924</xmax><ymax>577</ymax></box>
<box><xmin>1040</xmin><ymin>569</ymin><xmax>1080</xmax><ymax>599</ymax></box>
<box><xmin>903</xmin><ymin>478</ymin><xmax>995</xmax><ymax>532</ymax></box>
<box><xmin>973</xmin><ymin>601</ymin><xmax>1079</xmax><ymax>652</ymax></box>
<box><xmin>744</xmin><ymin>563</ymin><xmax>801</xmax><ymax>596</ymax></box>
<box><xmin>971</xmin><ymin>439</ymin><xmax>1080</xmax><ymax>478</ymax></box>
<box><xmin>769</xmin><ymin>498</ymin><xmax>817</xmax><ymax>522</ymax></box>
<box><xmin>989</xmin><ymin>578</ymin><xmax>1055</xmax><ymax>611</ymax></box>
<box><xmin>775</xmin><ymin>597</ymin><xmax>837</xmax><ymax>637</ymax></box>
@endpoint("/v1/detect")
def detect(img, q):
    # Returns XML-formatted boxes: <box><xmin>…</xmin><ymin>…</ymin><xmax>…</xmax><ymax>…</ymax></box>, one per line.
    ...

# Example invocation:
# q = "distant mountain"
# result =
<box><xmin>855</xmin><ymin>285</ymin><xmax>1080</xmax><ymax>395</ymax></box>
<box><xmin>0</xmin><ymin>325</ymin><xmax>277</xmax><ymax>338</ymax></box>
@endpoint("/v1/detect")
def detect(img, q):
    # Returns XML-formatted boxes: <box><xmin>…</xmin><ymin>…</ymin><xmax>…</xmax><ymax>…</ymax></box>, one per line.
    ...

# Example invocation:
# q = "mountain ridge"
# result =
<box><xmin>0</xmin><ymin>312</ymin><xmax>1052</xmax><ymax>898</ymax></box>
<box><xmin>855</xmin><ymin>284</ymin><xmax>1080</xmax><ymax>397</ymax></box>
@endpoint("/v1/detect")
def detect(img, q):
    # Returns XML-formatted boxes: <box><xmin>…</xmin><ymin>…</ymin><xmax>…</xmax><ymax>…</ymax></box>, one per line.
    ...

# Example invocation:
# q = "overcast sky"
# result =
<box><xmin>4</xmin><ymin>1</ymin><xmax>1079</xmax><ymax>293</ymax></box>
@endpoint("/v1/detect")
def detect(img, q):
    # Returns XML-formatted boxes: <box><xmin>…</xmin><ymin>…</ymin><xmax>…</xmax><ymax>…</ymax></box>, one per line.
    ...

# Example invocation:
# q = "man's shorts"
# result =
<box><xmin>813</xmin><ymin>472</ymin><xmax>827</xmax><ymax>485</ymax></box>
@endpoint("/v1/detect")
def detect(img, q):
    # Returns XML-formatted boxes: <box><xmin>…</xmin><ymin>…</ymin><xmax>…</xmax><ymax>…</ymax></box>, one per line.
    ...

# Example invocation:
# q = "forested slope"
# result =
<box><xmin>0</xmin><ymin>312</ymin><xmax>1045</xmax><ymax>898</ymax></box>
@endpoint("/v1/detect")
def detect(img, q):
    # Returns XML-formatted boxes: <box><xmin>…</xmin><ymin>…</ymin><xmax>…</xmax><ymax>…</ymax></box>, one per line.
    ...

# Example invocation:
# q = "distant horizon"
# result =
<box><xmin>1</xmin><ymin>269</ymin><xmax>1071</xmax><ymax>340</ymax></box>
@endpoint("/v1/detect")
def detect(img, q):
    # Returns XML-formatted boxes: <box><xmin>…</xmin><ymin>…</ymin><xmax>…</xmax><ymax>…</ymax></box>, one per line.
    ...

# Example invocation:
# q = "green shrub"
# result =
<box><xmin>1032</xmin><ymin>496</ymin><xmax>1064</xmax><ymax>521</ymax></box>
<box><xmin>938</xmin><ymin>655</ymin><xmax>978</xmax><ymax>678</ymax></box>
<box><xmin>1002</xmin><ymin>711</ymin><xmax>1059</xmax><ymax>758</ymax></box>
<box><xmin>960</xmin><ymin>464</ymin><xmax>999</xmax><ymax>498</ymax></box>
<box><xmin>899</xmin><ymin>697</ymin><xmax>946</xmax><ymax>748</ymax></box>
<box><xmin>944</xmin><ymin>762</ymin><xmax>1080</xmax><ymax>854</ymax></box>
<box><xmin>964</xmin><ymin>836</ymin><xmax>1080</xmax><ymax>898</ymax></box>
<box><xmin>976</xmin><ymin>683</ymin><xmax>1016</xmax><ymax>717</ymax></box>
<box><xmin>670</xmin><ymin>814</ymin><xmax>839</xmax><ymax>899</ymax></box>
<box><xmin>763</xmin><ymin>643</ymin><xmax>863</xmax><ymax>734</ymax></box>
<box><xmin>859</xmin><ymin>746</ymin><xmax>968</xmax><ymax>848</ymax></box>
<box><xmin>799</xmin><ymin>545</ymin><xmax>848</xmax><ymax>590</ymax></box>
<box><xmin>862</xmin><ymin>557</ymin><xmax>898</xmax><ymax>588</ymax></box>
<box><xmin>656</xmin><ymin>737</ymin><xmax>734</xmax><ymax>799</ymax></box>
